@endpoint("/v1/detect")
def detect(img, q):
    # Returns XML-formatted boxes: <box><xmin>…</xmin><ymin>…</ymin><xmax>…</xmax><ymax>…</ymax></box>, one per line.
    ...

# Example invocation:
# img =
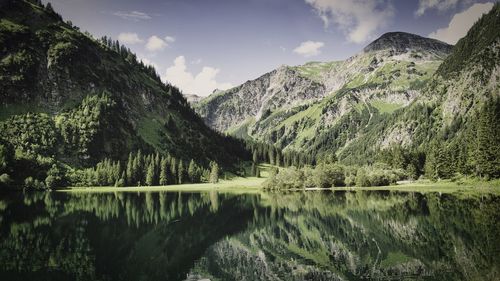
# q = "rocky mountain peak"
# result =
<box><xmin>363</xmin><ymin>31</ymin><xmax>453</xmax><ymax>55</ymax></box>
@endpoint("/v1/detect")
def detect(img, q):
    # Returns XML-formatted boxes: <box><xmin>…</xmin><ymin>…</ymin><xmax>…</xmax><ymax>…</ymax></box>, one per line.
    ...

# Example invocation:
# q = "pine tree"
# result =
<box><xmin>188</xmin><ymin>159</ymin><xmax>196</xmax><ymax>183</ymax></box>
<box><xmin>119</xmin><ymin>171</ymin><xmax>126</xmax><ymax>187</ymax></box>
<box><xmin>155</xmin><ymin>153</ymin><xmax>161</xmax><ymax>177</ymax></box>
<box><xmin>178</xmin><ymin>160</ymin><xmax>184</xmax><ymax>184</ymax></box>
<box><xmin>210</xmin><ymin>162</ymin><xmax>219</xmax><ymax>184</ymax></box>
<box><xmin>146</xmin><ymin>162</ymin><xmax>155</xmax><ymax>186</ymax></box>
<box><xmin>424</xmin><ymin>145</ymin><xmax>437</xmax><ymax>180</ymax></box>
<box><xmin>435</xmin><ymin>145</ymin><xmax>450</xmax><ymax>179</ymax></box>
<box><xmin>46</xmin><ymin>2</ymin><xmax>54</xmax><ymax>13</ymax></box>
<box><xmin>136</xmin><ymin>150</ymin><xmax>143</xmax><ymax>184</ymax></box>
<box><xmin>170</xmin><ymin>157</ymin><xmax>177</xmax><ymax>184</ymax></box>
<box><xmin>159</xmin><ymin>157</ymin><xmax>169</xmax><ymax>186</ymax></box>
<box><xmin>476</xmin><ymin>98</ymin><xmax>500</xmax><ymax>179</ymax></box>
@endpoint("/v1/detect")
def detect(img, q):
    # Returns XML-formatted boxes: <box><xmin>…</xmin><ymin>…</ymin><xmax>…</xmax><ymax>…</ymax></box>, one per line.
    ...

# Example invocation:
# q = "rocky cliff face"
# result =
<box><xmin>195</xmin><ymin>31</ymin><xmax>452</xmax><ymax>156</ymax></box>
<box><xmin>196</xmin><ymin>66</ymin><xmax>327</xmax><ymax>132</ymax></box>
<box><xmin>363</xmin><ymin>32</ymin><xmax>453</xmax><ymax>58</ymax></box>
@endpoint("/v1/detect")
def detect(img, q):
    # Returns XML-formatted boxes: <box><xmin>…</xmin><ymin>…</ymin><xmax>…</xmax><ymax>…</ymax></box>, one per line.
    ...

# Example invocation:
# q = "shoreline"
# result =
<box><xmin>58</xmin><ymin>178</ymin><xmax>499</xmax><ymax>195</ymax></box>
<box><xmin>58</xmin><ymin>176</ymin><xmax>266</xmax><ymax>193</ymax></box>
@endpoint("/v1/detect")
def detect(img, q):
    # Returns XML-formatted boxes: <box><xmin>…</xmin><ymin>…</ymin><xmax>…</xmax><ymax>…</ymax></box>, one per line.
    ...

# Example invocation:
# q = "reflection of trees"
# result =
<box><xmin>0</xmin><ymin>191</ymin><xmax>498</xmax><ymax>281</ymax></box>
<box><xmin>194</xmin><ymin>191</ymin><xmax>500</xmax><ymax>281</ymax></box>
<box><xmin>0</xmin><ymin>192</ymin><xmax>260</xmax><ymax>281</ymax></box>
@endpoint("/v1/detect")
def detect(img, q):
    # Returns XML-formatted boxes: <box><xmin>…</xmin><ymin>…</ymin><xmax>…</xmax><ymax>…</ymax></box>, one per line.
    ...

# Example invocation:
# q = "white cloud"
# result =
<box><xmin>118</xmin><ymin>32</ymin><xmax>143</xmax><ymax>44</ymax></box>
<box><xmin>293</xmin><ymin>41</ymin><xmax>325</xmax><ymax>57</ymax></box>
<box><xmin>146</xmin><ymin>35</ymin><xmax>168</xmax><ymax>51</ymax></box>
<box><xmin>164</xmin><ymin>56</ymin><xmax>232</xmax><ymax>96</ymax></box>
<box><xmin>415</xmin><ymin>0</ymin><xmax>460</xmax><ymax>16</ymax></box>
<box><xmin>164</xmin><ymin>36</ymin><xmax>176</xmax><ymax>43</ymax></box>
<box><xmin>304</xmin><ymin>0</ymin><xmax>394</xmax><ymax>43</ymax></box>
<box><xmin>113</xmin><ymin>11</ymin><xmax>151</xmax><ymax>21</ymax></box>
<box><xmin>428</xmin><ymin>3</ymin><xmax>493</xmax><ymax>44</ymax></box>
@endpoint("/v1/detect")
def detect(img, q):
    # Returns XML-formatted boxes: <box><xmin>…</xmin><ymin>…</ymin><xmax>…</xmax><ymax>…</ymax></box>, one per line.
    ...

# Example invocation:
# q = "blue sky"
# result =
<box><xmin>46</xmin><ymin>0</ymin><xmax>495</xmax><ymax>96</ymax></box>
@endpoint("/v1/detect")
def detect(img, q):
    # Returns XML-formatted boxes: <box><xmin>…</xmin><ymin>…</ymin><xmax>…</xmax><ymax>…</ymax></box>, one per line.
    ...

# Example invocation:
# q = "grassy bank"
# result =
<box><xmin>60</xmin><ymin>164</ymin><xmax>275</xmax><ymax>193</ymax></box>
<box><xmin>60</xmin><ymin>175</ymin><xmax>266</xmax><ymax>193</ymax></box>
<box><xmin>60</xmin><ymin>176</ymin><xmax>500</xmax><ymax>195</ymax></box>
<box><xmin>59</xmin><ymin>162</ymin><xmax>499</xmax><ymax>195</ymax></box>
<box><xmin>328</xmin><ymin>181</ymin><xmax>500</xmax><ymax>196</ymax></box>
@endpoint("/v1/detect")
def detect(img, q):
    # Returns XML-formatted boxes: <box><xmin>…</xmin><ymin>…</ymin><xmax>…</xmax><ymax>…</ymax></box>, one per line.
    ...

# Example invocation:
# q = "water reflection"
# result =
<box><xmin>0</xmin><ymin>190</ymin><xmax>498</xmax><ymax>281</ymax></box>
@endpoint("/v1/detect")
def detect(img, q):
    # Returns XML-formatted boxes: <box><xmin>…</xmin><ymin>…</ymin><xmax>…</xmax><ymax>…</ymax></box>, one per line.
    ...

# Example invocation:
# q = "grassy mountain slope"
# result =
<box><xmin>0</xmin><ymin>0</ymin><xmax>249</xmax><ymax>187</ymax></box>
<box><xmin>339</xmin><ymin>4</ymin><xmax>500</xmax><ymax>178</ymax></box>
<box><xmin>196</xmin><ymin>32</ymin><xmax>452</xmax><ymax>160</ymax></box>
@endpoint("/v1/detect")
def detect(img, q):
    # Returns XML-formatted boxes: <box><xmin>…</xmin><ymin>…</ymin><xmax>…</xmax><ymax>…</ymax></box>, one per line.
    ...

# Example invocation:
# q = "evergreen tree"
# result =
<box><xmin>154</xmin><ymin>153</ymin><xmax>161</xmax><ymax>178</ymax></box>
<box><xmin>136</xmin><ymin>150</ymin><xmax>143</xmax><ymax>184</ymax></box>
<box><xmin>159</xmin><ymin>157</ymin><xmax>169</xmax><ymax>186</ymax></box>
<box><xmin>126</xmin><ymin>152</ymin><xmax>134</xmax><ymax>185</ymax></box>
<box><xmin>435</xmin><ymin>145</ymin><xmax>450</xmax><ymax>179</ymax></box>
<box><xmin>119</xmin><ymin>171</ymin><xmax>126</xmax><ymax>187</ymax></box>
<box><xmin>188</xmin><ymin>159</ymin><xmax>196</xmax><ymax>183</ymax></box>
<box><xmin>476</xmin><ymin>98</ymin><xmax>500</xmax><ymax>178</ymax></box>
<box><xmin>170</xmin><ymin>157</ymin><xmax>177</xmax><ymax>184</ymax></box>
<box><xmin>178</xmin><ymin>160</ymin><xmax>184</xmax><ymax>184</ymax></box>
<box><xmin>425</xmin><ymin>142</ymin><xmax>440</xmax><ymax>180</ymax></box>
<box><xmin>210</xmin><ymin>162</ymin><xmax>219</xmax><ymax>184</ymax></box>
<box><xmin>46</xmin><ymin>2</ymin><xmax>54</xmax><ymax>13</ymax></box>
<box><xmin>145</xmin><ymin>162</ymin><xmax>155</xmax><ymax>186</ymax></box>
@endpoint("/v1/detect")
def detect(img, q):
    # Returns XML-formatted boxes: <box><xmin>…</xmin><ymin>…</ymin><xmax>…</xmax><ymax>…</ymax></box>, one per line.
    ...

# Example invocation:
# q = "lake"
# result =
<box><xmin>0</xmin><ymin>190</ymin><xmax>499</xmax><ymax>281</ymax></box>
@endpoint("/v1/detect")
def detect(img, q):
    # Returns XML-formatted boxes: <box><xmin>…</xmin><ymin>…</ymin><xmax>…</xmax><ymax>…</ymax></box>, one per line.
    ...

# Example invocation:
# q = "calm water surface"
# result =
<box><xmin>0</xmin><ymin>190</ymin><xmax>499</xmax><ymax>281</ymax></box>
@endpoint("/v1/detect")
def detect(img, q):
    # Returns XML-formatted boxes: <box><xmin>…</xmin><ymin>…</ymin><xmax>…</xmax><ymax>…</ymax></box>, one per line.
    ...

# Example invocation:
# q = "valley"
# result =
<box><xmin>0</xmin><ymin>1</ymin><xmax>499</xmax><ymax>281</ymax></box>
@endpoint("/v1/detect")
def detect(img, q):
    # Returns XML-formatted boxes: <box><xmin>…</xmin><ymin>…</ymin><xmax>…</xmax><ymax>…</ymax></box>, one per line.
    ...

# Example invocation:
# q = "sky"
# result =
<box><xmin>46</xmin><ymin>0</ymin><xmax>496</xmax><ymax>96</ymax></box>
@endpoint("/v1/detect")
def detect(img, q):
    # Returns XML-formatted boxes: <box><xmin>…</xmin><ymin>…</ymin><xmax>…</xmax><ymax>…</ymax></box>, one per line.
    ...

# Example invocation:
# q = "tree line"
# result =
<box><xmin>247</xmin><ymin>141</ymin><xmax>315</xmax><ymax>169</ymax></box>
<box><xmin>20</xmin><ymin>150</ymin><xmax>222</xmax><ymax>190</ymax></box>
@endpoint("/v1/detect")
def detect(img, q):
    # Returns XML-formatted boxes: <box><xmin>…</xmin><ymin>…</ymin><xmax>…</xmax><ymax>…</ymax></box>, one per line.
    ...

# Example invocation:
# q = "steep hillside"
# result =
<box><xmin>340</xmin><ymin>4</ymin><xmax>500</xmax><ymax>178</ymax></box>
<box><xmin>0</xmin><ymin>0</ymin><xmax>248</xmax><ymax>188</ymax></box>
<box><xmin>195</xmin><ymin>32</ymin><xmax>452</xmax><ymax>157</ymax></box>
<box><xmin>195</xmin><ymin>65</ymin><xmax>328</xmax><ymax>132</ymax></box>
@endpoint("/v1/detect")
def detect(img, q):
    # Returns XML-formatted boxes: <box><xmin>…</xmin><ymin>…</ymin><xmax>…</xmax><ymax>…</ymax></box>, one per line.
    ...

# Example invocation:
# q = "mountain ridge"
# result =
<box><xmin>363</xmin><ymin>31</ymin><xmax>452</xmax><ymax>56</ymax></box>
<box><xmin>195</xmin><ymin>30</ymin><xmax>451</xmax><ymax>152</ymax></box>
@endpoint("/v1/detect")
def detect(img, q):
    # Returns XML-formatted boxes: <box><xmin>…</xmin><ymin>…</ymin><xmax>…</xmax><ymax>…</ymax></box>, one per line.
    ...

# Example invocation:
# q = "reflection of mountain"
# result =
<box><xmin>189</xmin><ymin>192</ymin><xmax>500</xmax><ymax>281</ymax></box>
<box><xmin>0</xmin><ymin>191</ymin><xmax>498</xmax><ymax>281</ymax></box>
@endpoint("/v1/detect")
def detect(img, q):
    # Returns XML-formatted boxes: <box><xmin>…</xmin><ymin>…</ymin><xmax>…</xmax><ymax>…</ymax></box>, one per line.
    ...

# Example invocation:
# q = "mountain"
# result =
<box><xmin>340</xmin><ymin>3</ymin><xmax>500</xmax><ymax>177</ymax></box>
<box><xmin>363</xmin><ymin>31</ymin><xmax>452</xmax><ymax>56</ymax></box>
<box><xmin>195</xmin><ymin>31</ymin><xmax>453</xmax><ymax>156</ymax></box>
<box><xmin>0</xmin><ymin>0</ymin><xmax>248</xmax><ymax>188</ymax></box>
<box><xmin>196</xmin><ymin>4</ymin><xmax>499</xmax><ymax>179</ymax></box>
<box><xmin>184</xmin><ymin>94</ymin><xmax>203</xmax><ymax>105</ymax></box>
